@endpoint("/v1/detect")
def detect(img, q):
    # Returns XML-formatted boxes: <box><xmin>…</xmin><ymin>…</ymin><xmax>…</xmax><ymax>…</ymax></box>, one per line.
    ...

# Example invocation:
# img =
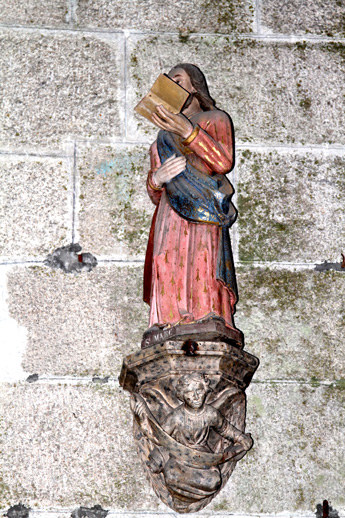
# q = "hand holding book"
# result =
<box><xmin>135</xmin><ymin>74</ymin><xmax>190</xmax><ymax>123</ymax></box>
<box><xmin>152</xmin><ymin>105</ymin><xmax>193</xmax><ymax>139</ymax></box>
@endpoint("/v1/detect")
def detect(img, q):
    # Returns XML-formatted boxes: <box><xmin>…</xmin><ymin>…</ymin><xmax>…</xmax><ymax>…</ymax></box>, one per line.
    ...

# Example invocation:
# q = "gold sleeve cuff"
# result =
<box><xmin>182</xmin><ymin>125</ymin><xmax>200</xmax><ymax>146</ymax></box>
<box><xmin>148</xmin><ymin>175</ymin><xmax>163</xmax><ymax>191</ymax></box>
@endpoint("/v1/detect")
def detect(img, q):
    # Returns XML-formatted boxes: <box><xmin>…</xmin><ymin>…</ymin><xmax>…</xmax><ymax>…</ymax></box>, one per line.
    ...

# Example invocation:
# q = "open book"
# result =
<box><xmin>134</xmin><ymin>74</ymin><xmax>190</xmax><ymax>124</ymax></box>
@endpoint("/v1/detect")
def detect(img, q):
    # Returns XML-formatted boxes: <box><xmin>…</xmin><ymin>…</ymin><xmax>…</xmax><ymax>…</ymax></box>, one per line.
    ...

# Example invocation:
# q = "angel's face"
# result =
<box><xmin>183</xmin><ymin>381</ymin><xmax>207</xmax><ymax>410</ymax></box>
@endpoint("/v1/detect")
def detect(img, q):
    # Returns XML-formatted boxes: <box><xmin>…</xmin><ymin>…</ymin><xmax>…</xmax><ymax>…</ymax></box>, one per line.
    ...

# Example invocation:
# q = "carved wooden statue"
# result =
<box><xmin>120</xmin><ymin>64</ymin><xmax>259</xmax><ymax>513</ymax></box>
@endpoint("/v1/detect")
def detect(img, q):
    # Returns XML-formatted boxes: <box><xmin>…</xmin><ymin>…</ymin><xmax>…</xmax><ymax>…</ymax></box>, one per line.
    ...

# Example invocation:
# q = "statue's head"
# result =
<box><xmin>168</xmin><ymin>63</ymin><xmax>216</xmax><ymax>111</ymax></box>
<box><xmin>175</xmin><ymin>373</ymin><xmax>212</xmax><ymax>409</ymax></box>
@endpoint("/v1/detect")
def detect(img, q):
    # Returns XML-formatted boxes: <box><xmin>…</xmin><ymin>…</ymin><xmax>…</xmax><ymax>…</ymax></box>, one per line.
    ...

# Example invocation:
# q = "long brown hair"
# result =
<box><xmin>168</xmin><ymin>63</ymin><xmax>217</xmax><ymax>111</ymax></box>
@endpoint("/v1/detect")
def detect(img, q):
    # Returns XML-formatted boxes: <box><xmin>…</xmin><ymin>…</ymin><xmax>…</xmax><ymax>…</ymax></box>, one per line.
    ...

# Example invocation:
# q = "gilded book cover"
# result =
<box><xmin>134</xmin><ymin>74</ymin><xmax>190</xmax><ymax>123</ymax></box>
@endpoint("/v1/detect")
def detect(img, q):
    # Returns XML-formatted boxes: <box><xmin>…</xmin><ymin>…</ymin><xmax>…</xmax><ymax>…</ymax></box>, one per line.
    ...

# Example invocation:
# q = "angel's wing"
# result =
<box><xmin>207</xmin><ymin>386</ymin><xmax>246</xmax><ymax>431</ymax></box>
<box><xmin>140</xmin><ymin>386</ymin><xmax>177</xmax><ymax>423</ymax></box>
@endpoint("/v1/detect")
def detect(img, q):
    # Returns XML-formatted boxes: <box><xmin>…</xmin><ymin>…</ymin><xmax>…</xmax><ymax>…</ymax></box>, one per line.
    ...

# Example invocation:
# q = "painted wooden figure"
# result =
<box><xmin>120</xmin><ymin>64</ymin><xmax>259</xmax><ymax>514</ymax></box>
<box><xmin>144</xmin><ymin>64</ymin><xmax>238</xmax><ymax>335</ymax></box>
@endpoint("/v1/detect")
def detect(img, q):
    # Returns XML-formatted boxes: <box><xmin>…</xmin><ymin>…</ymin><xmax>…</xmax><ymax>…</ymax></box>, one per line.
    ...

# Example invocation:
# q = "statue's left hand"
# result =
<box><xmin>152</xmin><ymin>105</ymin><xmax>193</xmax><ymax>139</ymax></box>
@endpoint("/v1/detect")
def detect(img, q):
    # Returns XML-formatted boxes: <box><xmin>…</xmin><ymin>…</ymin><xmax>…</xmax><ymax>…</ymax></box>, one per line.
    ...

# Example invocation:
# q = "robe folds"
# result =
<box><xmin>144</xmin><ymin>109</ymin><xmax>237</xmax><ymax>329</ymax></box>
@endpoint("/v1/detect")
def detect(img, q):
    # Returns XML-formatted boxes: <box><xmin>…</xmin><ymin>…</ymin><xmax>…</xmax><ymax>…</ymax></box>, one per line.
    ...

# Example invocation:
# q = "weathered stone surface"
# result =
<box><xmin>0</xmin><ymin>156</ymin><xmax>70</xmax><ymax>260</ymax></box>
<box><xmin>75</xmin><ymin>0</ymin><xmax>254</xmax><ymax>34</ymax></box>
<box><xmin>7</xmin><ymin>265</ymin><xmax>148</xmax><ymax>377</ymax></box>
<box><xmin>0</xmin><ymin>0</ymin><xmax>69</xmax><ymax>27</ymax></box>
<box><xmin>209</xmin><ymin>382</ymin><xmax>345</xmax><ymax>514</ymax></box>
<box><xmin>7</xmin><ymin>264</ymin><xmax>345</xmax><ymax>382</ymax></box>
<box><xmin>0</xmin><ymin>382</ymin><xmax>343</xmax><ymax>514</ymax></box>
<box><xmin>0</xmin><ymin>383</ymin><xmax>160</xmax><ymax>509</ymax></box>
<box><xmin>0</xmin><ymin>31</ymin><xmax>123</xmax><ymax>151</ymax></box>
<box><xmin>77</xmin><ymin>143</ymin><xmax>154</xmax><ymax>259</ymax></box>
<box><xmin>236</xmin><ymin>149</ymin><xmax>345</xmax><ymax>263</ymax></box>
<box><xmin>128</xmin><ymin>35</ymin><xmax>345</xmax><ymax>145</ymax></box>
<box><xmin>261</xmin><ymin>0</ymin><xmax>345</xmax><ymax>37</ymax></box>
<box><xmin>235</xmin><ymin>267</ymin><xmax>345</xmax><ymax>381</ymax></box>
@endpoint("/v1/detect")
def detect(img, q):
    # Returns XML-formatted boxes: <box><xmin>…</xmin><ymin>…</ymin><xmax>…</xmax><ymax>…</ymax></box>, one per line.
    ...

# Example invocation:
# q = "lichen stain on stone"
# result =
<box><xmin>235</xmin><ymin>267</ymin><xmax>345</xmax><ymax>380</ymax></box>
<box><xmin>237</xmin><ymin>149</ymin><xmax>345</xmax><ymax>263</ymax></box>
<box><xmin>334</xmin><ymin>378</ymin><xmax>345</xmax><ymax>390</ymax></box>
<box><xmin>200</xmin><ymin>0</ymin><xmax>254</xmax><ymax>33</ymax></box>
<box><xmin>92</xmin><ymin>148</ymin><xmax>152</xmax><ymax>255</ymax></box>
<box><xmin>321</xmin><ymin>42</ymin><xmax>345</xmax><ymax>61</ymax></box>
<box><xmin>212</xmin><ymin>499</ymin><xmax>229</xmax><ymax>511</ymax></box>
<box><xmin>44</xmin><ymin>243</ymin><xmax>97</xmax><ymax>273</ymax></box>
<box><xmin>237</xmin><ymin>268</ymin><xmax>308</xmax><ymax>312</ymax></box>
<box><xmin>294</xmin><ymin>486</ymin><xmax>305</xmax><ymax>508</ymax></box>
<box><xmin>249</xmin><ymin>394</ymin><xmax>265</xmax><ymax>417</ymax></box>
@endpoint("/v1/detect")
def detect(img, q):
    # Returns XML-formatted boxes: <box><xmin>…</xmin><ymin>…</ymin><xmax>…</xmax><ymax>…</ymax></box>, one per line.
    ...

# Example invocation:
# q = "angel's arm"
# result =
<box><xmin>162</xmin><ymin>410</ymin><xmax>178</xmax><ymax>435</ymax></box>
<box><xmin>213</xmin><ymin>410</ymin><xmax>253</xmax><ymax>450</ymax></box>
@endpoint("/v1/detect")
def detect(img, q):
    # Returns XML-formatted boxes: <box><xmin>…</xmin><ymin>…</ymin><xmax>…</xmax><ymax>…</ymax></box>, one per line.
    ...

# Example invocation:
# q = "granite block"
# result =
<box><xmin>0</xmin><ymin>156</ymin><xmax>70</xmax><ymax>260</ymax></box>
<box><xmin>209</xmin><ymin>382</ymin><xmax>345</xmax><ymax>514</ymax></box>
<box><xmin>7</xmin><ymin>265</ymin><xmax>148</xmax><ymax>377</ymax></box>
<box><xmin>127</xmin><ymin>35</ymin><xmax>345</xmax><ymax>145</ymax></box>
<box><xmin>236</xmin><ymin>149</ymin><xmax>345</xmax><ymax>263</ymax></box>
<box><xmin>77</xmin><ymin>143</ymin><xmax>153</xmax><ymax>259</ymax></box>
<box><xmin>0</xmin><ymin>383</ymin><xmax>160</xmax><ymax>509</ymax></box>
<box><xmin>0</xmin><ymin>0</ymin><xmax>69</xmax><ymax>27</ymax></box>
<box><xmin>0</xmin><ymin>31</ymin><xmax>123</xmax><ymax>151</ymax></box>
<box><xmin>261</xmin><ymin>0</ymin><xmax>345</xmax><ymax>38</ymax></box>
<box><xmin>235</xmin><ymin>267</ymin><xmax>345</xmax><ymax>382</ymax></box>
<box><xmin>75</xmin><ymin>0</ymin><xmax>254</xmax><ymax>34</ymax></box>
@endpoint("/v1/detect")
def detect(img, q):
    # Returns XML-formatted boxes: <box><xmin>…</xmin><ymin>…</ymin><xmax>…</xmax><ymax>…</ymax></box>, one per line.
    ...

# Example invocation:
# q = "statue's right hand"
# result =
<box><xmin>240</xmin><ymin>432</ymin><xmax>253</xmax><ymax>451</ymax></box>
<box><xmin>153</xmin><ymin>154</ymin><xmax>187</xmax><ymax>188</ymax></box>
<box><xmin>130</xmin><ymin>394</ymin><xmax>146</xmax><ymax>419</ymax></box>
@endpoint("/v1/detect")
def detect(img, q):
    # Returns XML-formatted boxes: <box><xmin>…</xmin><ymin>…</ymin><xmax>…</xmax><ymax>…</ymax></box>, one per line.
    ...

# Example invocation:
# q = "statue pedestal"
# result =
<box><xmin>141</xmin><ymin>320</ymin><xmax>244</xmax><ymax>349</ymax></box>
<box><xmin>119</xmin><ymin>330</ymin><xmax>259</xmax><ymax>513</ymax></box>
<box><xmin>120</xmin><ymin>339</ymin><xmax>257</xmax><ymax>393</ymax></box>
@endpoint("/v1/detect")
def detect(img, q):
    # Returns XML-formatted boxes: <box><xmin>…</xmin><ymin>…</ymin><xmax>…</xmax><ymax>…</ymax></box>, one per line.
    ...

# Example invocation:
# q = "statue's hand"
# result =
<box><xmin>130</xmin><ymin>394</ymin><xmax>146</xmax><ymax>419</ymax></box>
<box><xmin>152</xmin><ymin>105</ymin><xmax>193</xmax><ymax>139</ymax></box>
<box><xmin>239</xmin><ymin>432</ymin><xmax>253</xmax><ymax>451</ymax></box>
<box><xmin>153</xmin><ymin>153</ymin><xmax>187</xmax><ymax>187</ymax></box>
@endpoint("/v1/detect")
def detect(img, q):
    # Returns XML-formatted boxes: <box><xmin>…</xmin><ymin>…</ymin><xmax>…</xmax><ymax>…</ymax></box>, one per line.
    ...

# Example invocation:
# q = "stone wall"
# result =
<box><xmin>0</xmin><ymin>1</ymin><xmax>344</xmax><ymax>517</ymax></box>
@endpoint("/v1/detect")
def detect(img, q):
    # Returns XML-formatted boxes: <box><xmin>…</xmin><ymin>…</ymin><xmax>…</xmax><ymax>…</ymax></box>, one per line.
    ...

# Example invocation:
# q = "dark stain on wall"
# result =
<box><xmin>4</xmin><ymin>504</ymin><xmax>30</xmax><ymax>518</ymax></box>
<box><xmin>71</xmin><ymin>505</ymin><xmax>108</xmax><ymax>518</ymax></box>
<box><xmin>44</xmin><ymin>244</ymin><xmax>97</xmax><ymax>273</ymax></box>
<box><xmin>26</xmin><ymin>374</ymin><xmax>39</xmax><ymax>383</ymax></box>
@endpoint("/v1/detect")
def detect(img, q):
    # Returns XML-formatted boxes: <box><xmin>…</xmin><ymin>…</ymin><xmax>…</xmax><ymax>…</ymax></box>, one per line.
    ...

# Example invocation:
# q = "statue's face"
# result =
<box><xmin>168</xmin><ymin>68</ymin><xmax>196</xmax><ymax>94</ymax></box>
<box><xmin>183</xmin><ymin>381</ymin><xmax>207</xmax><ymax>409</ymax></box>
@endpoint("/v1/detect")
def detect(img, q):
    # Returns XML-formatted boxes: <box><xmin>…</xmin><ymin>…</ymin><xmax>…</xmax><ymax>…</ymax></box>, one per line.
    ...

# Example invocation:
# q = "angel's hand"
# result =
<box><xmin>152</xmin><ymin>105</ymin><xmax>193</xmax><ymax>139</ymax></box>
<box><xmin>153</xmin><ymin>153</ymin><xmax>186</xmax><ymax>187</ymax></box>
<box><xmin>130</xmin><ymin>395</ymin><xmax>146</xmax><ymax>419</ymax></box>
<box><xmin>239</xmin><ymin>432</ymin><xmax>253</xmax><ymax>451</ymax></box>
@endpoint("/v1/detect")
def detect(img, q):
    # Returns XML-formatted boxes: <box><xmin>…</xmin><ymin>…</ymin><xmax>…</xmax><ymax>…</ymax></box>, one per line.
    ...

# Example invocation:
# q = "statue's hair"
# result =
<box><xmin>175</xmin><ymin>373</ymin><xmax>212</xmax><ymax>402</ymax></box>
<box><xmin>168</xmin><ymin>63</ymin><xmax>217</xmax><ymax>111</ymax></box>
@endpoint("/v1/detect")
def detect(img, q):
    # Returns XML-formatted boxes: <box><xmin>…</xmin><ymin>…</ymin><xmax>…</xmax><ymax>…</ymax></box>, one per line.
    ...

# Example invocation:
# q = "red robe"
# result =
<box><xmin>144</xmin><ymin>109</ymin><xmax>237</xmax><ymax>329</ymax></box>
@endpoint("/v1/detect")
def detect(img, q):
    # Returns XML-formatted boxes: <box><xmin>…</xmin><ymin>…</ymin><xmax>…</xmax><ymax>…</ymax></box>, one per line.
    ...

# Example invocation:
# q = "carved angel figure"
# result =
<box><xmin>131</xmin><ymin>373</ymin><xmax>252</xmax><ymax>512</ymax></box>
<box><xmin>144</xmin><ymin>64</ymin><xmax>237</xmax><ymax>334</ymax></box>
